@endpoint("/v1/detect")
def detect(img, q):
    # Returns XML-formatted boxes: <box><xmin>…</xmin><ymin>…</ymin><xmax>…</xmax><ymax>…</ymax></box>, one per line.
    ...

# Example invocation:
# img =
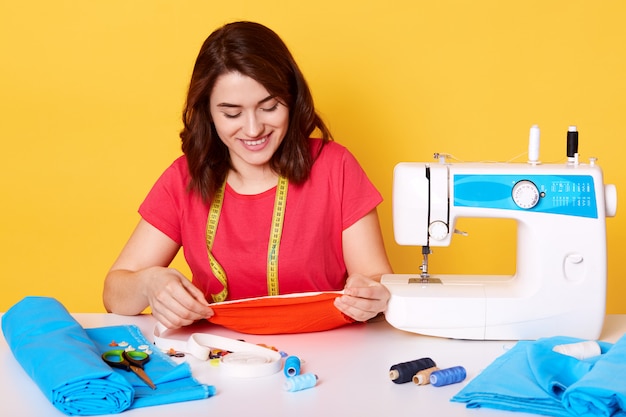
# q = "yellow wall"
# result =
<box><xmin>1</xmin><ymin>1</ymin><xmax>624</xmax><ymax>313</ymax></box>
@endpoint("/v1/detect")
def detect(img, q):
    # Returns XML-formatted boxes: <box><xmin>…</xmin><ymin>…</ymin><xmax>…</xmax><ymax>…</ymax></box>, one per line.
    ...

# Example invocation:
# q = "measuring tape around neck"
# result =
<box><xmin>206</xmin><ymin>176</ymin><xmax>288</xmax><ymax>302</ymax></box>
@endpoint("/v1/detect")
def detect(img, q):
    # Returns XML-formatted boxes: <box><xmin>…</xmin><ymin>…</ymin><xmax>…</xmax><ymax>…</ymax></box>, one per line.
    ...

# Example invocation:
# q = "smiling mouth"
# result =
<box><xmin>242</xmin><ymin>136</ymin><xmax>269</xmax><ymax>146</ymax></box>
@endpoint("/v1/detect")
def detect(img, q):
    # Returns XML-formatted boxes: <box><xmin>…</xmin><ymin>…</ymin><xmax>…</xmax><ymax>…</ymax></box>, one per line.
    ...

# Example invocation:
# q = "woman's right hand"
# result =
<box><xmin>104</xmin><ymin>219</ymin><xmax>213</xmax><ymax>329</ymax></box>
<box><xmin>142</xmin><ymin>266</ymin><xmax>214</xmax><ymax>329</ymax></box>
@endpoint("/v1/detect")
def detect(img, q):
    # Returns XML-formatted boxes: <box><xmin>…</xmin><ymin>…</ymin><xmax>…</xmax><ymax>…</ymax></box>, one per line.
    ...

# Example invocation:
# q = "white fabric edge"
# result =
<box><xmin>153</xmin><ymin>322</ymin><xmax>283</xmax><ymax>378</ymax></box>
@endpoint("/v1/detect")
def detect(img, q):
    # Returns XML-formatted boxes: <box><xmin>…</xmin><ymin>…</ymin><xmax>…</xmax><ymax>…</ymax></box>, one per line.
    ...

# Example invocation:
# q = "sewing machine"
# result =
<box><xmin>381</xmin><ymin>126</ymin><xmax>617</xmax><ymax>340</ymax></box>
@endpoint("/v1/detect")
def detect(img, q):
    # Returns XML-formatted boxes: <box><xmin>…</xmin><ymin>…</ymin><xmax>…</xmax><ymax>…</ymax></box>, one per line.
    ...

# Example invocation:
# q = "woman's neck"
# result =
<box><xmin>226</xmin><ymin>167</ymin><xmax>279</xmax><ymax>195</ymax></box>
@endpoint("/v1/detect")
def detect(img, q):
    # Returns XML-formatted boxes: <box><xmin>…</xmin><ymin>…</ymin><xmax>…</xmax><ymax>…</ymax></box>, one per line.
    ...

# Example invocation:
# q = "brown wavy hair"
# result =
<box><xmin>180</xmin><ymin>21</ymin><xmax>333</xmax><ymax>202</ymax></box>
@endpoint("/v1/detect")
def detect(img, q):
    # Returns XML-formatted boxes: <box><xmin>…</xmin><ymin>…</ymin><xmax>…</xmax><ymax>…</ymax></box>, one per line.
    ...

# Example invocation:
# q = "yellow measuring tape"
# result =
<box><xmin>206</xmin><ymin>176</ymin><xmax>288</xmax><ymax>302</ymax></box>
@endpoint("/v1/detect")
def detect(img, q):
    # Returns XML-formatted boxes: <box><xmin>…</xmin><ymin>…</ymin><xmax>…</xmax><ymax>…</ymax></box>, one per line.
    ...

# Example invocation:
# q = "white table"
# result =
<box><xmin>2</xmin><ymin>313</ymin><xmax>625</xmax><ymax>417</ymax></box>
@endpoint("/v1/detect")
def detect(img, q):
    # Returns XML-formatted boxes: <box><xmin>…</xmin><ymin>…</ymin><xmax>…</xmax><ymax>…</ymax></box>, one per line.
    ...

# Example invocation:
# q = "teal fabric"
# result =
<box><xmin>86</xmin><ymin>324</ymin><xmax>216</xmax><ymax>409</ymax></box>
<box><xmin>2</xmin><ymin>296</ymin><xmax>215</xmax><ymax>415</ymax></box>
<box><xmin>562</xmin><ymin>334</ymin><xmax>626</xmax><ymax>416</ymax></box>
<box><xmin>451</xmin><ymin>335</ymin><xmax>626</xmax><ymax>417</ymax></box>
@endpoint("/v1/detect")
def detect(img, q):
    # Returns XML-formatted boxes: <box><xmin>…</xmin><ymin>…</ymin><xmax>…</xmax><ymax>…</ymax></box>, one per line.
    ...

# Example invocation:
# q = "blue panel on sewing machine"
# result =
<box><xmin>453</xmin><ymin>174</ymin><xmax>598</xmax><ymax>218</ymax></box>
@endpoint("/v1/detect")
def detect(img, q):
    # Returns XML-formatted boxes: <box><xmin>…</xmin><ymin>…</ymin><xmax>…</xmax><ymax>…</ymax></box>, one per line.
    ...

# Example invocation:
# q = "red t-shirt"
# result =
<box><xmin>139</xmin><ymin>139</ymin><xmax>382</xmax><ymax>301</ymax></box>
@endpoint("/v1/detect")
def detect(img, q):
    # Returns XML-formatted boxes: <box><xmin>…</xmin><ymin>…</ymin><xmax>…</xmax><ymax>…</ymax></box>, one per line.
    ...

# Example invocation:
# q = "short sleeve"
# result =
<box><xmin>334</xmin><ymin>145</ymin><xmax>383</xmax><ymax>230</ymax></box>
<box><xmin>138</xmin><ymin>157</ymin><xmax>190</xmax><ymax>245</ymax></box>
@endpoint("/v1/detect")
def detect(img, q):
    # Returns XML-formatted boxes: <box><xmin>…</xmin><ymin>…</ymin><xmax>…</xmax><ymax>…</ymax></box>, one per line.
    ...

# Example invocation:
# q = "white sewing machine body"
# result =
<box><xmin>382</xmin><ymin>159</ymin><xmax>617</xmax><ymax>340</ymax></box>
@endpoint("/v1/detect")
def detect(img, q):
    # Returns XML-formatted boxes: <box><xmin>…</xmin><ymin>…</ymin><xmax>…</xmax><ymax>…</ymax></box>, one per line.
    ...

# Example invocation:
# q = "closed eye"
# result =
<box><xmin>222</xmin><ymin>111</ymin><xmax>241</xmax><ymax>119</ymax></box>
<box><xmin>216</xmin><ymin>96</ymin><xmax>283</xmax><ymax>118</ymax></box>
<box><xmin>261</xmin><ymin>102</ymin><xmax>280</xmax><ymax>112</ymax></box>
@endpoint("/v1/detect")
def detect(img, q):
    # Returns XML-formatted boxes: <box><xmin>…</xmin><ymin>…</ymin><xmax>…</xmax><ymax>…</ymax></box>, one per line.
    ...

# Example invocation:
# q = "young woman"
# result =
<box><xmin>103</xmin><ymin>21</ymin><xmax>392</xmax><ymax>329</ymax></box>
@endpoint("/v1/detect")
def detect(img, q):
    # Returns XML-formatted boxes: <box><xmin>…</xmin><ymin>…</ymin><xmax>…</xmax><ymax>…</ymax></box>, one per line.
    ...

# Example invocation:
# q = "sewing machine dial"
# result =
<box><xmin>428</xmin><ymin>220</ymin><xmax>449</xmax><ymax>241</ymax></box>
<box><xmin>512</xmin><ymin>180</ymin><xmax>541</xmax><ymax>209</ymax></box>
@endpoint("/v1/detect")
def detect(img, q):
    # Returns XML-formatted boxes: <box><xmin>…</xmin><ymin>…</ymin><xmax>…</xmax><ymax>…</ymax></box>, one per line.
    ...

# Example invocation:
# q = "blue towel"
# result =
<box><xmin>451</xmin><ymin>335</ymin><xmax>626</xmax><ymax>417</ymax></box>
<box><xmin>1</xmin><ymin>296</ymin><xmax>215</xmax><ymax>415</ymax></box>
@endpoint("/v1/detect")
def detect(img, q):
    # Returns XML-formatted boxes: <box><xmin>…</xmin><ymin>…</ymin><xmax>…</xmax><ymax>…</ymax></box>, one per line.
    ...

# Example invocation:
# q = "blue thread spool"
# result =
<box><xmin>283</xmin><ymin>373</ymin><xmax>318</xmax><ymax>392</ymax></box>
<box><xmin>389</xmin><ymin>357</ymin><xmax>436</xmax><ymax>384</ymax></box>
<box><xmin>429</xmin><ymin>366</ymin><xmax>466</xmax><ymax>387</ymax></box>
<box><xmin>284</xmin><ymin>355</ymin><xmax>301</xmax><ymax>377</ymax></box>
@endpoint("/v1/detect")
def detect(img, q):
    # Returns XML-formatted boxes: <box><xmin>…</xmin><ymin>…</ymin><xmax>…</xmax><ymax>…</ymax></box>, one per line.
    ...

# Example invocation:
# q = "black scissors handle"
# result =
<box><xmin>102</xmin><ymin>349</ymin><xmax>156</xmax><ymax>389</ymax></box>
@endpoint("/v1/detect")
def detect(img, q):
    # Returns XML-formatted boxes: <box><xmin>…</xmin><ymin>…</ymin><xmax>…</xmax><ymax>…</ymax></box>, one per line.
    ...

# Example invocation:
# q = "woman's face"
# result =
<box><xmin>209</xmin><ymin>71</ymin><xmax>289</xmax><ymax>174</ymax></box>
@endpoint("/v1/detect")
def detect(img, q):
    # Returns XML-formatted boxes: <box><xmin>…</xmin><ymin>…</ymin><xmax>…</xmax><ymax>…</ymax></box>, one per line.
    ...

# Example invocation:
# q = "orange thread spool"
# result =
<box><xmin>413</xmin><ymin>366</ymin><xmax>440</xmax><ymax>385</ymax></box>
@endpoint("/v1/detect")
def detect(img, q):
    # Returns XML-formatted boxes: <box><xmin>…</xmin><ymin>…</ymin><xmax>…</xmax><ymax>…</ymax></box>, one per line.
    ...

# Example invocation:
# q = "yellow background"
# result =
<box><xmin>1</xmin><ymin>1</ymin><xmax>624</xmax><ymax>313</ymax></box>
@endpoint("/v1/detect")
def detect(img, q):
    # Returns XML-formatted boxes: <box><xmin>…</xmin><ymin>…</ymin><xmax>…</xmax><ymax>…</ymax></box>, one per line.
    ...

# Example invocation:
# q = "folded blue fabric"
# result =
<box><xmin>2</xmin><ymin>297</ymin><xmax>133</xmax><ymax>415</ymax></box>
<box><xmin>86</xmin><ymin>324</ymin><xmax>215</xmax><ymax>409</ymax></box>
<box><xmin>1</xmin><ymin>296</ymin><xmax>215</xmax><ymax>415</ymax></box>
<box><xmin>562</xmin><ymin>334</ymin><xmax>626</xmax><ymax>416</ymax></box>
<box><xmin>451</xmin><ymin>335</ymin><xmax>625</xmax><ymax>417</ymax></box>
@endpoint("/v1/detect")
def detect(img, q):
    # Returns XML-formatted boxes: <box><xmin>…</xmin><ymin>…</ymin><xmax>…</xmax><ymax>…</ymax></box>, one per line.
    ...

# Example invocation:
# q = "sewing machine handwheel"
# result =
<box><xmin>428</xmin><ymin>221</ymin><xmax>449</xmax><ymax>240</ymax></box>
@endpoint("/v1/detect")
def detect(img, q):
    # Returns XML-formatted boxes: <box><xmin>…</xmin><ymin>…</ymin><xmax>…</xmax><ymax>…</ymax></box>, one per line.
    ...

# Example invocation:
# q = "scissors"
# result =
<box><xmin>102</xmin><ymin>349</ymin><xmax>156</xmax><ymax>390</ymax></box>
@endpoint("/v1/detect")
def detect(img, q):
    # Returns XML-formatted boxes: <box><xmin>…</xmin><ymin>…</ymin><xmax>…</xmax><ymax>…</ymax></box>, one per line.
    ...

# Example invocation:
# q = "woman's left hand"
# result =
<box><xmin>334</xmin><ymin>273</ymin><xmax>390</xmax><ymax>321</ymax></box>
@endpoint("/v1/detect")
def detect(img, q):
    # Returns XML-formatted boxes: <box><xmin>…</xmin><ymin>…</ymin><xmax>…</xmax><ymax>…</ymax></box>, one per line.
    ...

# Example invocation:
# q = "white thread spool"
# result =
<box><xmin>552</xmin><ymin>341</ymin><xmax>601</xmax><ymax>360</ymax></box>
<box><xmin>528</xmin><ymin>124</ymin><xmax>541</xmax><ymax>164</ymax></box>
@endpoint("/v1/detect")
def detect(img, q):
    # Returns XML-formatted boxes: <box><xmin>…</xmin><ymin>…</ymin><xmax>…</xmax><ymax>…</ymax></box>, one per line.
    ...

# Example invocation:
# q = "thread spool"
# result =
<box><xmin>429</xmin><ymin>366</ymin><xmax>466</xmax><ymax>387</ymax></box>
<box><xmin>389</xmin><ymin>357</ymin><xmax>436</xmax><ymax>384</ymax></box>
<box><xmin>567</xmin><ymin>125</ymin><xmax>579</xmax><ymax>163</ymax></box>
<box><xmin>528</xmin><ymin>124</ymin><xmax>541</xmax><ymax>164</ymax></box>
<box><xmin>283</xmin><ymin>373</ymin><xmax>318</xmax><ymax>392</ymax></box>
<box><xmin>412</xmin><ymin>366</ymin><xmax>439</xmax><ymax>385</ymax></box>
<box><xmin>284</xmin><ymin>355</ymin><xmax>301</xmax><ymax>377</ymax></box>
<box><xmin>553</xmin><ymin>341</ymin><xmax>601</xmax><ymax>360</ymax></box>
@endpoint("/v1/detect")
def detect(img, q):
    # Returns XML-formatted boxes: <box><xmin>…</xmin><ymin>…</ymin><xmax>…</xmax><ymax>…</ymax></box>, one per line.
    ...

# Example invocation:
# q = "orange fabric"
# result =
<box><xmin>208</xmin><ymin>292</ymin><xmax>356</xmax><ymax>334</ymax></box>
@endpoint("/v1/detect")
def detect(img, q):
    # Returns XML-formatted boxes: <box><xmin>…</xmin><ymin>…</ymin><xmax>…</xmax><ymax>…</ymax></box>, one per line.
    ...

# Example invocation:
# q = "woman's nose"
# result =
<box><xmin>243</xmin><ymin>112</ymin><xmax>263</xmax><ymax>137</ymax></box>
